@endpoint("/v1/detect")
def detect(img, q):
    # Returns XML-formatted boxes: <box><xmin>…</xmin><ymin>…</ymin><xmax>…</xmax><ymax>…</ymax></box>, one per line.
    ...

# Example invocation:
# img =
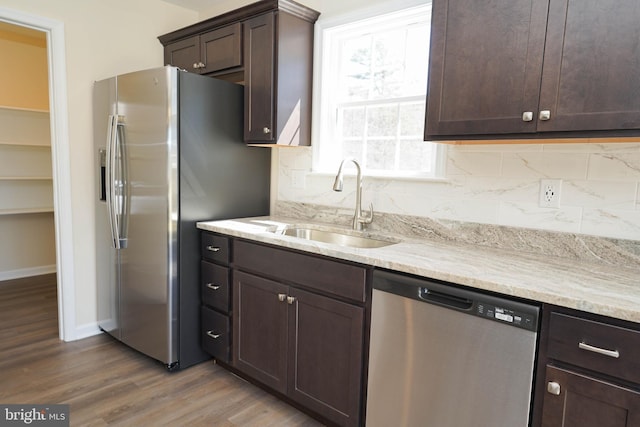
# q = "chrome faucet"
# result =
<box><xmin>333</xmin><ymin>158</ymin><xmax>373</xmax><ymax>231</ymax></box>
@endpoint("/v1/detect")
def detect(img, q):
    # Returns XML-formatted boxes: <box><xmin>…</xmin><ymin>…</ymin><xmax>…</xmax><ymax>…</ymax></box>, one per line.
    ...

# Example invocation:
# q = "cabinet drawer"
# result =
<box><xmin>201</xmin><ymin>233</ymin><xmax>230</xmax><ymax>264</ymax></box>
<box><xmin>201</xmin><ymin>306</ymin><xmax>231</xmax><ymax>363</ymax></box>
<box><xmin>233</xmin><ymin>240</ymin><xmax>368</xmax><ymax>303</ymax></box>
<box><xmin>548</xmin><ymin>312</ymin><xmax>640</xmax><ymax>384</ymax></box>
<box><xmin>201</xmin><ymin>261</ymin><xmax>230</xmax><ymax>313</ymax></box>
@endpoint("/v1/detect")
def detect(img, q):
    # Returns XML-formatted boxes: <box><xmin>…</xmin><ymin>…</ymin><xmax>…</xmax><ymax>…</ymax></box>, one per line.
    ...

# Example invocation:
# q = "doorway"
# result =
<box><xmin>0</xmin><ymin>7</ymin><xmax>76</xmax><ymax>341</ymax></box>
<box><xmin>0</xmin><ymin>22</ymin><xmax>56</xmax><ymax>280</ymax></box>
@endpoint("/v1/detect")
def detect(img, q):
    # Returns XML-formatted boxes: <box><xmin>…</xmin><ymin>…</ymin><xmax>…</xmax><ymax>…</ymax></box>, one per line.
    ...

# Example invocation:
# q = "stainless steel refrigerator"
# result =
<box><xmin>94</xmin><ymin>66</ymin><xmax>270</xmax><ymax>370</ymax></box>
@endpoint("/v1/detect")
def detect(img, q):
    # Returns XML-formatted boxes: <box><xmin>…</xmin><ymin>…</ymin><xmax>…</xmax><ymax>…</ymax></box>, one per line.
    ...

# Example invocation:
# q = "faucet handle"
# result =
<box><xmin>359</xmin><ymin>203</ymin><xmax>374</xmax><ymax>225</ymax></box>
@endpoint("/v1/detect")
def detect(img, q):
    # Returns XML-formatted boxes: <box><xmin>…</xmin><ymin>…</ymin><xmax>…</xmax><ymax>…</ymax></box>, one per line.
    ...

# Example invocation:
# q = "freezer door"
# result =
<box><xmin>95</xmin><ymin>77</ymin><xmax>120</xmax><ymax>339</ymax></box>
<box><xmin>116</xmin><ymin>67</ymin><xmax>178</xmax><ymax>365</ymax></box>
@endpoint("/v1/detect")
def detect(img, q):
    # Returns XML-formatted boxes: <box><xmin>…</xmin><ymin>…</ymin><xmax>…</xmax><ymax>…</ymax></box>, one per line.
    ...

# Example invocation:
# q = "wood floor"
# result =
<box><xmin>0</xmin><ymin>274</ymin><xmax>324</xmax><ymax>426</ymax></box>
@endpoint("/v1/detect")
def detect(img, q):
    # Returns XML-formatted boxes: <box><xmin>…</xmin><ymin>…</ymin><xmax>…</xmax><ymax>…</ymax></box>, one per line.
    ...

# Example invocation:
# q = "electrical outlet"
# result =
<box><xmin>539</xmin><ymin>179</ymin><xmax>562</xmax><ymax>208</ymax></box>
<box><xmin>291</xmin><ymin>170</ymin><xmax>306</xmax><ymax>189</ymax></box>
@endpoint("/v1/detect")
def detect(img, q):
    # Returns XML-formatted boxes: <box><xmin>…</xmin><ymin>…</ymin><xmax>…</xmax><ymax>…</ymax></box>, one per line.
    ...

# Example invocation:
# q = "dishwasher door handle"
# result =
<box><xmin>419</xmin><ymin>288</ymin><xmax>473</xmax><ymax>310</ymax></box>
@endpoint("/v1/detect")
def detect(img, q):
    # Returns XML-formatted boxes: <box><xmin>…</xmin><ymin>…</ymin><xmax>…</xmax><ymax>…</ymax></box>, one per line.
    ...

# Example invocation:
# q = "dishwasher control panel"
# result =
<box><xmin>477</xmin><ymin>303</ymin><xmax>536</xmax><ymax>331</ymax></box>
<box><xmin>374</xmin><ymin>268</ymin><xmax>540</xmax><ymax>333</ymax></box>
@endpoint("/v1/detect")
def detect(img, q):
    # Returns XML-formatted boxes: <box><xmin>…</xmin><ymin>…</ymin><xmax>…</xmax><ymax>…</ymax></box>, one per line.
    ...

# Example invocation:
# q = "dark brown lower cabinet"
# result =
<box><xmin>234</xmin><ymin>271</ymin><xmax>288</xmax><ymax>393</ymax></box>
<box><xmin>534</xmin><ymin>306</ymin><xmax>640</xmax><ymax>427</ymax></box>
<box><xmin>201</xmin><ymin>306</ymin><xmax>231</xmax><ymax>362</ymax></box>
<box><xmin>234</xmin><ymin>270</ymin><xmax>364</xmax><ymax>427</ymax></box>
<box><xmin>541</xmin><ymin>365</ymin><xmax>640</xmax><ymax>426</ymax></box>
<box><xmin>200</xmin><ymin>233</ymin><xmax>232</xmax><ymax>363</ymax></box>
<box><xmin>287</xmin><ymin>287</ymin><xmax>364</xmax><ymax>425</ymax></box>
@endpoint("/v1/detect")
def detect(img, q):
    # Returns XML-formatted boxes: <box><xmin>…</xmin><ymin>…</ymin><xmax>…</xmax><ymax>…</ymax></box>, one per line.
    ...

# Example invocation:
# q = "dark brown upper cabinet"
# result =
<box><xmin>425</xmin><ymin>0</ymin><xmax>640</xmax><ymax>141</ymax></box>
<box><xmin>159</xmin><ymin>0</ymin><xmax>319</xmax><ymax>146</ymax></box>
<box><xmin>163</xmin><ymin>35</ymin><xmax>200</xmax><ymax>74</ymax></box>
<box><xmin>163</xmin><ymin>24</ymin><xmax>242</xmax><ymax>75</ymax></box>
<box><xmin>243</xmin><ymin>13</ymin><xmax>275</xmax><ymax>142</ymax></box>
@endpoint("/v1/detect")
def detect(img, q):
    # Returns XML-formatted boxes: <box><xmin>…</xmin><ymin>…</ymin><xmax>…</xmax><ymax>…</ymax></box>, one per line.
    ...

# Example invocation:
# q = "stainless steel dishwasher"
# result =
<box><xmin>366</xmin><ymin>269</ymin><xmax>540</xmax><ymax>427</ymax></box>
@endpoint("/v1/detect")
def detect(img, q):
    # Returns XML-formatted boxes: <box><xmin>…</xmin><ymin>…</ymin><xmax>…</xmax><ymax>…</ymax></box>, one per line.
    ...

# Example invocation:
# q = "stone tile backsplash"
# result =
<box><xmin>276</xmin><ymin>141</ymin><xmax>640</xmax><ymax>241</ymax></box>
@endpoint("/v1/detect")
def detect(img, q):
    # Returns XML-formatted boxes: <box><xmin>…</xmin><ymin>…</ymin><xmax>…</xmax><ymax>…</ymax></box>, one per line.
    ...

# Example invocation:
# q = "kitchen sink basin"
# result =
<box><xmin>274</xmin><ymin>226</ymin><xmax>399</xmax><ymax>249</ymax></box>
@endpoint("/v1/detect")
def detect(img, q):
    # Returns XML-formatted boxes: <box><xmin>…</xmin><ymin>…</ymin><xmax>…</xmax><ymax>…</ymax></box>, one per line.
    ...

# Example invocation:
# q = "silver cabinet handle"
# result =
<box><xmin>206</xmin><ymin>331</ymin><xmax>221</xmax><ymax>339</ymax></box>
<box><xmin>539</xmin><ymin>110</ymin><xmax>551</xmax><ymax>121</ymax></box>
<box><xmin>198</xmin><ymin>62</ymin><xmax>205</xmax><ymax>68</ymax></box>
<box><xmin>263</xmin><ymin>127</ymin><xmax>271</xmax><ymax>134</ymax></box>
<box><xmin>206</xmin><ymin>283</ymin><xmax>220</xmax><ymax>290</ymax></box>
<box><xmin>547</xmin><ymin>381</ymin><xmax>561</xmax><ymax>396</ymax></box>
<box><xmin>578</xmin><ymin>342</ymin><xmax>620</xmax><ymax>359</ymax></box>
<box><xmin>206</xmin><ymin>245</ymin><xmax>220</xmax><ymax>252</ymax></box>
<box><xmin>287</xmin><ymin>296</ymin><xmax>296</xmax><ymax>305</ymax></box>
<box><xmin>278</xmin><ymin>293</ymin><xmax>286</xmax><ymax>302</ymax></box>
<box><xmin>193</xmin><ymin>63</ymin><xmax>200</xmax><ymax>69</ymax></box>
<box><xmin>522</xmin><ymin>111</ymin><xmax>533</xmax><ymax>122</ymax></box>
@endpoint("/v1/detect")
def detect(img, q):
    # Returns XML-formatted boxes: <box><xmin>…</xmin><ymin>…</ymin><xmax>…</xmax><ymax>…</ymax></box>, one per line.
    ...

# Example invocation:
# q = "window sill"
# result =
<box><xmin>308</xmin><ymin>170</ymin><xmax>450</xmax><ymax>183</ymax></box>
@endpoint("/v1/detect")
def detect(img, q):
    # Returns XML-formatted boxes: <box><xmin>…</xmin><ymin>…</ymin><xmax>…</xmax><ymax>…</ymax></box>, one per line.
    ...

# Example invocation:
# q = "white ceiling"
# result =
<box><xmin>161</xmin><ymin>0</ymin><xmax>225</xmax><ymax>12</ymax></box>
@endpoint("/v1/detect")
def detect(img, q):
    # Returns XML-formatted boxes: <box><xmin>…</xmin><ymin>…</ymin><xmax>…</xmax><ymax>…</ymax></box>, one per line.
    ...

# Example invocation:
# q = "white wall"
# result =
<box><xmin>199</xmin><ymin>0</ymin><xmax>401</xmax><ymax>21</ymax></box>
<box><xmin>0</xmin><ymin>0</ymin><xmax>198</xmax><ymax>331</ymax></box>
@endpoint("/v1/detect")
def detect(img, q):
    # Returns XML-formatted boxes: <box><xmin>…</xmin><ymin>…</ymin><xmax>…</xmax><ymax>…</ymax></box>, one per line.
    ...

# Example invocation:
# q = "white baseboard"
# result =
<box><xmin>71</xmin><ymin>322</ymin><xmax>102</xmax><ymax>341</ymax></box>
<box><xmin>0</xmin><ymin>265</ymin><xmax>57</xmax><ymax>281</ymax></box>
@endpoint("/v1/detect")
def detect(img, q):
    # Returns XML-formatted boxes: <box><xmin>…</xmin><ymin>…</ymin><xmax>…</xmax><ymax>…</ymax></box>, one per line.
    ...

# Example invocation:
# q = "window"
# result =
<box><xmin>313</xmin><ymin>2</ymin><xmax>441</xmax><ymax>177</ymax></box>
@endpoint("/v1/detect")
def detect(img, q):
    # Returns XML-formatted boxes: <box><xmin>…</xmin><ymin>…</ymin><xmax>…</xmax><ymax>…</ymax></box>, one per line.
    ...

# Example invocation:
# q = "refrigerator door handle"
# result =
<box><xmin>106</xmin><ymin>115</ymin><xmax>128</xmax><ymax>249</ymax></box>
<box><xmin>116</xmin><ymin>117</ymin><xmax>129</xmax><ymax>248</ymax></box>
<box><xmin>106</xmin><ymin>114</ymin><xmax>121</xmax><ymax>249</ymax></box>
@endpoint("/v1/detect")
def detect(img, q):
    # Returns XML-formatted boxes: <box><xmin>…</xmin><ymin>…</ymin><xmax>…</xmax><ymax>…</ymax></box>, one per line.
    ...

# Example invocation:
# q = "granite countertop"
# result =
<box><xmin>197</xmin><ymin>215</ymin><xmax>640</xmax><ymax>324</ymax></box>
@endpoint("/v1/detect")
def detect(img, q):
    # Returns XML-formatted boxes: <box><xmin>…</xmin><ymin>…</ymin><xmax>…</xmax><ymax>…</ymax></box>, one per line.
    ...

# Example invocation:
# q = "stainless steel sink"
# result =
<box><xmin>276</xmin><ymin>227</ymin><xmax>398</xmax><ymax>249</ymax></box>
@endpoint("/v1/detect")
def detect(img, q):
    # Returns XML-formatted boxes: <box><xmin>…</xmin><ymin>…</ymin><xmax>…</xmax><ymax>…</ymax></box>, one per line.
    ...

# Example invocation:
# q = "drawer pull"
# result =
<box><xmin>547</xmin><ymin>381</ymin><xmax>561</xmax><ymax>396</ymax></box>
<box><xmin>578</xmin><ymin>342</ymin><xmax>620</xmax><ymax>359</ymax></box>
<box><xmin>278</xmin><ymin>293</ymin><xmax>286</xmax><ymax>302</ymax></box>
<box><xmin>287</xmin><ymin>296</ymin><xmax>296</xmax><ymax>305</ymax></box>
<box><xmin>206</xmin><ymin>245</ymin><xmax>221</xmax><ymax>252</ymax></box>
<box><xmin>206</xmin><ymin>331</ymin><xmax>221</xmax><ymax>339</ymax></box>
<box><xmin>206</xmin><ymin>283</ymin><xmax>221</xmax><ymax>291</ymax></box>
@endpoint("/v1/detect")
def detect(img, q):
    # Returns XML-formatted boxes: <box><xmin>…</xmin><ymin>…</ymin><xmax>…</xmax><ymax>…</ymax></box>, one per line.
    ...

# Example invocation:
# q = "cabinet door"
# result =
<box><xmin>243</xmin><ymin>12</ymin><xmax>275</xmax><ymax>142</ymax></box>
<box><xmin>541</xmin><ymin>365</ymin><xmax>640</xmax><ymax>426</ymax></box>
<box><xmin>164</xmin><ymin>35</ymin><xmax>200</xmax><ymax>73</ymax></box>
<box><xmin>425</xmin><ymin>0</ymin><xmax>549</xmax><ymax>138</ymax></box>
<box><xmin>199</xmin><ymin>23</ymin><xmax>242</xmax><ymax>74</ymax></box>
<box><xmin>287</xmin><ymin>288</ymin><xmax>364</xmax><ymax>427</ymax></box>
<box><xmin>233</xmin><ymin>271</ymin><xmax>288</xmax><ymax>394</ymax></box>
<box><xmin>538</xmin><ymin>0</ymin><xmax>640</xmax><ymax>132</ymax></box>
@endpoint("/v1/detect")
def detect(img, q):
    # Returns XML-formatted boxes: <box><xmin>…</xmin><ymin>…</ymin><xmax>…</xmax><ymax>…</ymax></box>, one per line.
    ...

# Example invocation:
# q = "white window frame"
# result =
<box><xmin>311</xmin><ymin>0</ymin><xmax>445</xmax><ymax>179</ymax></box>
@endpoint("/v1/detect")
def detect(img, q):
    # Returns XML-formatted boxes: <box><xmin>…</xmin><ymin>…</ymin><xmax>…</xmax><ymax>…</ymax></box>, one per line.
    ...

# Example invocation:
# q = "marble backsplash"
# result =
<box><xmin>274</xmin><ymin>200</ymin><xmax>640</xmax><ymax>269</ymax></box>
<box><xmin>276</xmin><ymin>143</ymin><xmax>640</xmax><ymax>241</ymax></box>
